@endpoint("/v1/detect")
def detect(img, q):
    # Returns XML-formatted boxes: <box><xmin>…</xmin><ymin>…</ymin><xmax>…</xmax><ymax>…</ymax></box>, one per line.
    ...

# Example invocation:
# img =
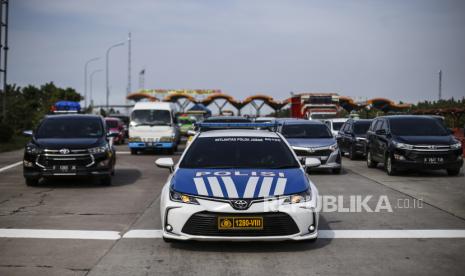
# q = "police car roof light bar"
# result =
<box><xmin>196</xmin><ymin>122</ymin><xmax>277</xmax><ymax>131</ymax></box>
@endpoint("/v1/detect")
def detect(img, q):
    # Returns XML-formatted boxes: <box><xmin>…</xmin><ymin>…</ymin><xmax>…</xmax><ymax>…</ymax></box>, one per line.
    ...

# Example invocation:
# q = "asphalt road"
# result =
<box><xmin>0</xmin><ymin>144</ymin><xmax>464</xmax><ymax>276</ymax></box>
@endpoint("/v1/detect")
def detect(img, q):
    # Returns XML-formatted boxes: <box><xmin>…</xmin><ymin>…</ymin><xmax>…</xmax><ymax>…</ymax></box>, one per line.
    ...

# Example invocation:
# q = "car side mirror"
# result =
<box><xmin>107</xmin><ymin>132</ymin><xmax>118</xmax><ymax>138</ymax></box>
<box><xmin>23</xmin><ymin>130</ymin><xmax>33</xmax><ymax>137</ymax></box>
<box><xmin>375</xmin><ymin>129</ymin><xmax>386</xmax><ymax>135</ymax></box>
<box><xmin>186</xmin><ymin>130</ymin><xmax>196</xmax><ymax>136</ymax></box>
<box><xmin>304</xmin><ymin>157</ymin><xmax>321</xmax><ymax>168</ymax></box>
<box><xmin>155</xmin><ymin>158</ymin><xmax>174</xmax><ymax>172</ymax></box>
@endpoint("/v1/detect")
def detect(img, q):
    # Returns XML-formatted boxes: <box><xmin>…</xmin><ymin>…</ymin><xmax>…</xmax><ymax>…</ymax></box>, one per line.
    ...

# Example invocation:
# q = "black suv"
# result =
<box><xmin>23</xmin><ymin>115</ymin><xmax>116</xmax><ymax>186</ymax></box>
<box><xmin>337</xmin><ymin>119</ymin><xmax>373</xmax><ymax>159</ymax></box>
<box><xmin>366</xmin><ymin>115</ymin><xmax>463</xmax><ymax>176</ymax></box>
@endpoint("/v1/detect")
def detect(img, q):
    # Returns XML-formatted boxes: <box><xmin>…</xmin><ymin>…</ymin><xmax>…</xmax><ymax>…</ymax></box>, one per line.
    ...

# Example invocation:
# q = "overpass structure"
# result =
<box><xmin>126</xmin><ymin>89</ymin><xmax>412</xmax><ymax>116</ymax></box>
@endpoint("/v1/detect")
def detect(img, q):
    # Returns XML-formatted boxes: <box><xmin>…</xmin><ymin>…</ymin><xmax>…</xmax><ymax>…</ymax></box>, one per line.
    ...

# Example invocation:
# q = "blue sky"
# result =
<box><xmin>9</xmin><ymin>0</ymin><xmax>465</xmax><ymax>107</ymax></box>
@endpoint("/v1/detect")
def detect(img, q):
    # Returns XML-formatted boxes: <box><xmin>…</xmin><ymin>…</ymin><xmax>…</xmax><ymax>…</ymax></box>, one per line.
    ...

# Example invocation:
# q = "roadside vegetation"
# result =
<box><xmin>0</xmin><ymin>82</ymin><xmax>82</xmax><ymax>150</ymax></box>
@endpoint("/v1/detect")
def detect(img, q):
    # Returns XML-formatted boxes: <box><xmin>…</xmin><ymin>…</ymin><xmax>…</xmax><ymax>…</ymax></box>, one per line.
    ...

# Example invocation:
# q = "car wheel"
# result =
<box><xmin>332</xmin><ymin>168</ymin><xmax>341</xmax><ymax>174</ymax></box>
<box><xmin>100</xmin><ymin>176</ymin><xmax>112</xmax><ymax>186</ymax></box>
<box><xmin>130</xmin><ymin>149</ymin><xmax>137</xmax><ymax>155</ymax></box>
<box><xmin>349</xmin><ymin>146</ymin><xmax>356</xmax><ymax>160</ymax></box>
<box><xmin>447</xmin><ymin>168</ymin><xmax>460</xmax><ymax>176</ymax></box>
<box><xmin>385</xmin><ymin>155</ymin><xmax>396</xmax><ymax>176</ymax></box>
<box><xmin>25</xmin><ymin>178</ymin><xmax>39</xmax><ymax>186</ymax></box>
<box><xmin>366</xmin><ymin>151</ymin><xmax>378</xmax><ymax>168</ymax></box>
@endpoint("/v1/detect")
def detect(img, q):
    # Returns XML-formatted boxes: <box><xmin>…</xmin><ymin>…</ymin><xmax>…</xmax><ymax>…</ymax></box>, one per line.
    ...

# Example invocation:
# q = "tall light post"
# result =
<box><xmin>105</xmin><ymin>41</ymin><xmax>124</xmax><ymax>111</ymax></box>
<box><xmin>84</xmin><ymin>57</ymin><xmax>100</xmax><ymax>108</ymax></box>
<box><xmin>89</xmin><ymin>69</ymin><xmax>102</xmax><ymax>110</ymax></box>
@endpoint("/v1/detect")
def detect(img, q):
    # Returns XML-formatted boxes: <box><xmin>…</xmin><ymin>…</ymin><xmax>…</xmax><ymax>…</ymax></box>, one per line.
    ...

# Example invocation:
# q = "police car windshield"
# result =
<box><xmin>282</xmin><ymin>124</ymin><xmax>332</xmax><ymax>139</ymax></box>
<box><xmin>131</xmin><ymin>110</ymin><xmax>171</xmax><ymax>126</ymax></box>
<box><xmin>390</xmin><ymin>118</ymin><xmax>449</xmax><ymax>136</ymax></box>
<box><xmin>36</xmin><ymin>117</ymin><xmax>104</xmax><ymax>139</ymax></box>
<box><xmin>180</xmin><ymin>137</ymin><xmax>300</xmax><ymax>169</ymax></box>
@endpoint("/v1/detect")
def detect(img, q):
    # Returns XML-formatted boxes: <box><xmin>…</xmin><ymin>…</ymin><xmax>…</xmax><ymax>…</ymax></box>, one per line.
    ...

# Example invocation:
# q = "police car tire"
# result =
<box><xmin>25</xmin><ymin>178</ymin><xmax>39</xmax><ymax>186</ymax></box>
<box><xmin>130</xmin><ymin>149</ymin><xmax>137</xmax><ymax>155</ymax></box>
<box><xmin>100</xmin><ymin>176</ymin><xmax>112</xmax><ymax>186</ymax></box>
<box><xmin>163</xmin><ymin>237</ymin><xmax>177</xmax><ymax>243</ymax></box>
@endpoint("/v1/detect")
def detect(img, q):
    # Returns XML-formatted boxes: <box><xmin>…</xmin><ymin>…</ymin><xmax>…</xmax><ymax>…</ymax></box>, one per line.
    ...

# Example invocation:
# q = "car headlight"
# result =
<box><xmin>392</xmin><ymin>141</ymin><xmax>413</xmax><ymax>150</ymax></box>
<box><xmin>160</xmin><ymin>136</ymin><xmax>174</xmax><ymax>142</ymax></box>
<box><xmin>25</xmin><ymin>144</ymin><xmax>40</xmax><ymax>154</ymax></box>
<box><xmin>451</xmin><ymin>142</ymin><xmax>462</xmax><ymax>150</ymax></box>
<box><xmin>329</xmin><ymin>143</ymin><xmax>338</xmax><ymax>152</ymax></box>
<box><xmin>283</xmin><ymin>189</ymin><xmax>312</xmax><ymax>204</ymax></box>
<box><xmin>170</xmin><ymin>190</ymin><xmax>199</xmax><ymax>205</ymax></box>
<box><xmin>88</xmin><ymin>145</ymin><xmax>108</xmax><ymax>154</ymax></box>
<box><xmin>128</xmin><ymin>136</ymin><xmax>141</xmax><ymax>142</ymax></box>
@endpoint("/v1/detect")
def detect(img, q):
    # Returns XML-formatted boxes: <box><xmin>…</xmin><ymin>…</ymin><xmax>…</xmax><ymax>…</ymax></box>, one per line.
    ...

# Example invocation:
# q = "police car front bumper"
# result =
<box><xmin>160</xmin><ymin>186</ymin><xmax>319</xmax><ymax>241</ymax></box>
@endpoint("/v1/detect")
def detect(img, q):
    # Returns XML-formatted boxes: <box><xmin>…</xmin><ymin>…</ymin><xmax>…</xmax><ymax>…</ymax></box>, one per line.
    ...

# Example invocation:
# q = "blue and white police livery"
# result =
<box><xmin>157</xmin><ymin>123</ymin><xmax>320</xmax><ymax>242</ymax></box>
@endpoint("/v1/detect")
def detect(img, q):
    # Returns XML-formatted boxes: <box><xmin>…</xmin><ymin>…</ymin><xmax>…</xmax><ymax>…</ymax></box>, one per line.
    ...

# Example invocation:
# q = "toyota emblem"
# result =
<box><xmin>59</xmin><ymin>148</ymin><xmax>70</xmax><ymax>154</ymax></box>
<box><xmin>231</xmin><ymin>200</ymin><xmax>249</xmax><ymax>210</ymax></box>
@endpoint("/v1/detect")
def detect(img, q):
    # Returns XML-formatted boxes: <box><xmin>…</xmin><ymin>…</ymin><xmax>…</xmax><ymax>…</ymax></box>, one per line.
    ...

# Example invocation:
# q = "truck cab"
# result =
<box><xmin>128</xmin><ymin>102</ymin><xmax>180</xmax><ymax>154</ymax></box>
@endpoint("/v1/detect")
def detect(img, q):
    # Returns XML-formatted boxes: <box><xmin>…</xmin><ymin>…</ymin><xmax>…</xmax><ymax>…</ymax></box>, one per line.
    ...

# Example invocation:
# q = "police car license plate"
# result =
<box><xmin>424</xmin><ymin>157</ymin><xmax>444</xmax><ymax>164</ymax></box>
<box><xmin>218</xmin><ymin>217</ymin><xmax>263</xmax><ymax>230</ymax></box>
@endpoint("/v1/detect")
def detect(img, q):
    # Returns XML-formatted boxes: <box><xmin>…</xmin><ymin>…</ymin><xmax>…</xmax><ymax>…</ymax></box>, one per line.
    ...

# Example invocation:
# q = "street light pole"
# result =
<box><xmin>89</xmin><ymin>69</ymin><xmax>102</xmax><ymax>110</ymax></box>
<box><xmin>84</xmin><ymin>57</ymin><xmax>99</xmax><ymax>109</ymax></box>
<box><xmin>105</xmin><ymin>41</ymin><xmax>124</xmax><ymax>111</ymax></box>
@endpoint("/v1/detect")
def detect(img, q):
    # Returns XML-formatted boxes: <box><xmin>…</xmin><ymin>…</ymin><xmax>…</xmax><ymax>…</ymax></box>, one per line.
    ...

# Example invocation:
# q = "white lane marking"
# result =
<box><xmin>0</xmin><ymin>229</ymin><xmax>120</xmax><ymax>240</ymax></box>
<box><xmin>258</xmin><ymin>177</ymin><xmax>273</xmax><ymax>197</ymax></box>
<box><xmin>207</xmin><ymin>177</ymin><xmax>224</xmax><ymax>197</ymax></box>
<box><xmin>116</xmin><ymin>151</ymin><xmax>131</xmax><ymax>154</ymax></box>
<box><xmin>0</xmin><ymin>161</ymin><xmax>22</xmax><ymax>173</ymax></box>
<box><xmin>273</xmin><ymin>178</ymin><xmax>287</xmax><ymax>196</ymax></box>
<box><xmin>222</xmin><ymin>177</ymin><xmax>239</xmax><ymax>198</ymax></box>
<box><xmin>193</xmin><ymin>178</ymin><xmax>209</xmax><ymax>196</ymax></box>
<box><xmin>123</xmin><ymin>230</ymin><xmax>163</xmax><ymax>238</ymax></box>
<box><xmin>318</xmin><ymin>230</ymin><xmax>465</xmax><ymax>239</ymax></box>
<box><xmin>243</xmin><ymin>177</ymin><xmax>259</xmax><ymax>198</ymax></box>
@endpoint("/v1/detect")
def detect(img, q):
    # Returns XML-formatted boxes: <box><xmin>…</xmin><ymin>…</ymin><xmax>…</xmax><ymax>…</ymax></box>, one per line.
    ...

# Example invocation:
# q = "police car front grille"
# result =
<box><xmin>181</xmin><ymin>211</ymin><xmax>299</xmax><ymax>236</ymax></box>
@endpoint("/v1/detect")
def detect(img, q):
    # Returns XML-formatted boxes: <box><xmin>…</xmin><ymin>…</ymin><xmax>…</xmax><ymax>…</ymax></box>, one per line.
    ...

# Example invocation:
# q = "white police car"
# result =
<box><xmin>157</xmin><ymin>123</ymin><xmax>320</xmax><ymax>242</ymax></box>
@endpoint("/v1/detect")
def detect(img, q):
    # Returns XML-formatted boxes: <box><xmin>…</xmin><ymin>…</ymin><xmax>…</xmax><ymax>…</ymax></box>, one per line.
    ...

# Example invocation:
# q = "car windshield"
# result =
<box><xmin>353</xmin><ymin>121</ymin><xmax>372</xmax><ymax>135</ymax></box>
<box><xmin>389</xmin><ymin>118</ymin><xmax>449</xmax><ymax>136</ymax></box>
<box><xmin>36</xmin><ymin>117</ymin><xmax>103</xmax><ymax>139</ymax></box>
<box><xmin>131</xmin><ymin>110</ymin><xmax>171</xmax><ymax>126</ymax></box>
<box><xmin>332</xmin><ymin>122</ymin><xmax>344</xmax><ymax>130</ymax></box>
<box><xmin>180</xmin><ymin>137</ymin><xmax>300</xmax><ymax>169</ymax></box>
<box><xmin>281</xmin><ymin>124</ymin><xmax>332</xmax><ymax>138</ymax></box>
<box><xmin>179</xmin><ymin>118</ymin><xmax>194</xmax><ymax>125</ymax></box>
<box><xmin>106</xmin><ymin>120</ymin><xmax>118</xmax><ymax>128</ymax></box>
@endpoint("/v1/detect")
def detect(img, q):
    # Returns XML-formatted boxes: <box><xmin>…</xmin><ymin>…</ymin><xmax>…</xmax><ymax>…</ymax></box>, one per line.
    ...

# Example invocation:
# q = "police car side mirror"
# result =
<box><xmin>155</xmin><ymin>158</ymin><xmax>174</xmax><ymax>172</ymax></box>
<box><xmin>305</xmin><ymin>157</ymin><xmax>321</xmax><ymax>168</ymax></box>
<box><xmin>186</xmin><ymin>130</ymin><xmax>196</xmax><ymax>136</ymax></box>
<box><xmin>23</xmin><ymin>130</ymin><xmax>33</xmax><ymax>137</ymax></box>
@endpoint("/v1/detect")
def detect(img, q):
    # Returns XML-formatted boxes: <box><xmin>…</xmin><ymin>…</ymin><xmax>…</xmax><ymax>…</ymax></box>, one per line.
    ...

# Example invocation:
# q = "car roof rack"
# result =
<box><xmin>195</xmin><ymin>122</ymin><xmax>278</xmax><ymax>132</ymax></box>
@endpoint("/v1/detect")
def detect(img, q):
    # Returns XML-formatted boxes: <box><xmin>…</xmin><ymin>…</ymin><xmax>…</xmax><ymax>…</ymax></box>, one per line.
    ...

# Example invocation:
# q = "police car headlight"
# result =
<box><xmin>170</xmin><ymin>190</ymin><xmax>199</xmax><ymax>205</ymax></box>
<box><xmin>88</xmin><ymin>145</ymin><xmax>108</xmax><ymax>154</ymax></box>
<box><xmin>392</xmin><ymin>141</ymin><xmax>413</xmax><ymax>150</ymax></box>
<box><xmin>451</xmin><ymin>142</ymin><xmax>462</xmax><ymax>150</ymax></box>
<box><xmin>26</xmin><ymin>144</ymin><xmax>40</xmax><ymax>155</ymax></box>
<box><xmin>283</xmin><ymin>189</ymin><xmax>312</xmax><ymax>204</ymax></box>
<box><xmin>329</xmin><ymin>143</ymin><xmax>338</xmax><ymax>152</ymax></box>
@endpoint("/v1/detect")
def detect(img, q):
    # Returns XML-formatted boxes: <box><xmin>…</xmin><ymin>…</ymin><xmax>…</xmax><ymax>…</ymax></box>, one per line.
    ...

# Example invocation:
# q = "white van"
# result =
<box><xmin>128</xmin><ymin>102</ymin><xmax>180</xmax><ymax>154</ymax></box>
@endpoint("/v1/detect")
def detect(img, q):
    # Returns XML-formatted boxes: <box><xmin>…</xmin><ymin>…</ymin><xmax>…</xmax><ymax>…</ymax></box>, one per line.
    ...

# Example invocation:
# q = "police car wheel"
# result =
<box><xmin>130</xmin><ymin>149</ymin><xmax>137</xmax><ymax>155</ymax></box>
<box><xmin>163</xmin><ymin>237</ymin><xmax>177</xmax><ymax>243</ymax></box>
<box><xmin>100</xmin><ymin>176</ymin><xmax>112</xmax><ymax>186</ymax></box>
<box><xmin>25</xmin><ymin>178</ymin><xmax>39</xmax><ymax>186</ymax></box>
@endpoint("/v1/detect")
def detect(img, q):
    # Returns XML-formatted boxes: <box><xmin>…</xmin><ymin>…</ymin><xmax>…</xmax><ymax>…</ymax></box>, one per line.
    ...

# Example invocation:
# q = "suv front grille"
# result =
<box><xmin>36</xmin><ymin>150</ymin><xmax>94</xmax><ymax>169</ymax></box>
<box><xmin>181</xmin><ymin>211</ymin><xmax>299</xmax><ymax>236</ymax></box>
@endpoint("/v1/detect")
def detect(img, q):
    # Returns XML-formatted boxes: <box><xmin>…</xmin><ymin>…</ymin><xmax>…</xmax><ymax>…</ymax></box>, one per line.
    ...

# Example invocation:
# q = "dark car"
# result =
<box><xmin>277</xmin><ymin>119</ymin><xmax>341</xmax><ymax>174</ymax></box>
<box><xmin>105</xmin><ymin>117</ymin><xmax>125</xmax><ymax>144</ymax></box>
<box><xmin>23</xmin><ymin>115</ymin><xmax>117</xmax><ymax>186</ymax></box>
<box><xmin>337</xmin><ymin>119</ymin><xmax>373</xmax><ymax>159</ymax></box>
<box><xmin>366</xmin><ymin>115</ymin><xmax>463</xmax><ymax>176</ymax></box>
<box><xmin>108</xmin><ymin>114</ymin><xmax>129</xmax><ymax>138</ymax></box>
